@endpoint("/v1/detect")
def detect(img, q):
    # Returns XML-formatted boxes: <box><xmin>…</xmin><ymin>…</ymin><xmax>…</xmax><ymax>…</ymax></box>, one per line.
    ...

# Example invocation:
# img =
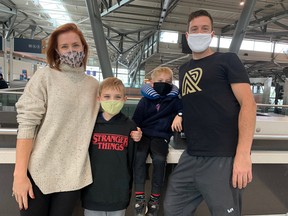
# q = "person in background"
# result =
<box><xmin>0</xmin><ymin>73</ymin><xmax>8</xmax><ymax>89</ymax></box>
<box><xmin>12</xmin><ymin>23</ymin><xmax>100</xmax><ymax>216</ymax></box>
<box><xmin>164</xmin><ymin>9</ymin><xmax>256</xmax><ymax>216</ymax></box>
<box><xmin>132</xmin><ymin>67</ymin><xmax>183</xmax><ymax>216</ymax></box>
<box><xmin>81</xmin><ymin>77</ymin><xmax>142</xmax><ymax>216</ymax></box>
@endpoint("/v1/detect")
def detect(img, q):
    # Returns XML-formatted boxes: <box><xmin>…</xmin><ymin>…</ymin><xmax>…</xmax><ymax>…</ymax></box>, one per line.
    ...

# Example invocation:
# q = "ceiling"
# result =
<box><xmin>0</xmin><ymin>0</ymin><xmax>288</xmax><ymax>82</ymax></box>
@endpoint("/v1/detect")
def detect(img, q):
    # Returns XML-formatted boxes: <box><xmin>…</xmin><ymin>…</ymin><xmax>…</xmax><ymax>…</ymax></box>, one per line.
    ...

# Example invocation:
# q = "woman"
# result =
<box><xmin>12</xmin><ymin>23</ymin><xmax>100</xmax><ymax>216</ymax></box>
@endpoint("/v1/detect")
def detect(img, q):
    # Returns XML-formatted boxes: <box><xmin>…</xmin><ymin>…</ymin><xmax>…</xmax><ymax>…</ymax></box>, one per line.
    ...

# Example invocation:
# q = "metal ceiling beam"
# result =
<box><xmin>246</xmin><ymin>13</ymin><xmax>288</xmax><ymax>31</ymax></box>
<box><xmin>112</xmin><ymin>10</ymin><xmax>159</xmax><ymax>18</ymax></box>
<box><xmin>166</xmin><ymin>0</ymin><xmax>180</xmax><ymax>16</ymax></box>
<box><xmin>78</xmin><ymin>0</ymin><xmax>135</xmax><ymax>23</ymax></box>
<box><xmin>274</xmin><ymin>21</ymin><xmax>288</xmax><ymax>30</ymax></box>
<box><xmin>30</xmin><ymin>25</ymin><xmax>37</xmax><ymax>39</ymax></box>
<box><xmin>101</xmin><ymin>0</ymin><xmax>134</xmax><ymax>17</ymax></box>
<box><xmin>222</xmin><ymin>9</ymin><xmax>288</xmax><ymax>33</ymax></box>
<box><xmin>229</xmin><ymin>0</ymin><xmax>256</xmax><ymax>54</ymax></box>
<box><xmin>0</xmin><ymin>0</ymin><xmax>16</xmax><ymax>9</ymax></box>
<box><xmin>85</xmin><ymin>0</ymin><xmax>113</xmax><ymax>78</ymax></box>
<box><xmin>103</xmin><ymin>17</ymin><xmax>158</xmax><ymax>26</ymax></box>
<box><xmin>245</xmin><ymin>31</ymin><xmax>288</xmax><ymax>37</ymax></box>
<box><xmin>158</xmin><ymin>0</ymin><xmax>171</xmax><ymax>28</ymax></box>
<box><xmin>4</xmin><ymin>12</ymin><xmax>17</xmax><ymax>39</ymax></box>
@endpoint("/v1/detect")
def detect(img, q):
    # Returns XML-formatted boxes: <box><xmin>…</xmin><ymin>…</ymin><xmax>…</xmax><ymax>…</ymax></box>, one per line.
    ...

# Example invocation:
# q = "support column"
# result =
<box><xmin>229</xmin><ymin>0</ymin><xmax>257</xmax><ymax>54</ymax></box>
<box><xmin>85</xmin><ymin>0</ymin><xmax>113</xmax><ymax>78</ymax></box>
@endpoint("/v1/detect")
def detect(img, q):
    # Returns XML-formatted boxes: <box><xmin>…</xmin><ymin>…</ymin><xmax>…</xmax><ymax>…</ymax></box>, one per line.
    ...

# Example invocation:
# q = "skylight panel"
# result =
<box><xmin>39</xmin><ymin>0</ymin><xmax>72</xmax><ymax>26</ymax></box>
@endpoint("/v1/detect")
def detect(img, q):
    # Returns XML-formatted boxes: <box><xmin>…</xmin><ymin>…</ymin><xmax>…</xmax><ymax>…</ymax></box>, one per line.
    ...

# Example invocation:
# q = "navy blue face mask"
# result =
<box><xmin>153</xmin><ymin>82</ymin><xmax>172</xmax><ymax>96</ymax></box>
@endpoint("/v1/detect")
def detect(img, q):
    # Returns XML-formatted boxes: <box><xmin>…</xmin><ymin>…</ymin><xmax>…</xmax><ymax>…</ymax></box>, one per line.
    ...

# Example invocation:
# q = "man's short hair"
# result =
<box><xmin>187</xmin><ymin>9</ymin><xmax>214</xmax><ymax>31</ymax></box>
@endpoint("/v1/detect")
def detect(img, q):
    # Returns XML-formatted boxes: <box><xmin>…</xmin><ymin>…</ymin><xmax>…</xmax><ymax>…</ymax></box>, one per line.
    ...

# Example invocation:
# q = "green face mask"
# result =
<box><xmin>100</xmin><ymin>100</ymin><xmax>124</xmax><ymax>115</ymax></box>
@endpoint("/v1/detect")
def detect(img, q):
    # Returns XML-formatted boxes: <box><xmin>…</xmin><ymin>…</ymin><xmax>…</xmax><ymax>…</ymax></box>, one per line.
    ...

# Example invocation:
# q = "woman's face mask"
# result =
<box><xmin>58</xmin><ymin>51</ymin><xmax>85</xmax><ymax>68</ymax></box>
<box><xmin>187</xmin><ymin>33</ymin><xmax>212</xmax><ymax>53</ymax></box>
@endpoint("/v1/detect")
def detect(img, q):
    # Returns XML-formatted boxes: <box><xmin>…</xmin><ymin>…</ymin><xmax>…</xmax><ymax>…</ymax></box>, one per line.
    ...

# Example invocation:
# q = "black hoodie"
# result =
<box><xmin>81</xmin><ymin>112</ymin><xmax>137</xmax><ymax>211</ymax></box>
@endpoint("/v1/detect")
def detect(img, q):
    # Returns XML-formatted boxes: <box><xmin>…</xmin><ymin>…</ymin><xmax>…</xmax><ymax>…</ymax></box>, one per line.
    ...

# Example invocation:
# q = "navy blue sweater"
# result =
<box><xmin>132</xmin><ymin>84</ymin><xmax>182</xmax><ymax>140</ymax></box>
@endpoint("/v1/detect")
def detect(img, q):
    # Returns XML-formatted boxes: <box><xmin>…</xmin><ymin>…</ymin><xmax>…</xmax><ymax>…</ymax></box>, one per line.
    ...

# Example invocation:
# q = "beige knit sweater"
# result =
<box><xmin>16</xmin><ymin>64</ymin><xmax>100</xmax><ymax>194</ymax></box>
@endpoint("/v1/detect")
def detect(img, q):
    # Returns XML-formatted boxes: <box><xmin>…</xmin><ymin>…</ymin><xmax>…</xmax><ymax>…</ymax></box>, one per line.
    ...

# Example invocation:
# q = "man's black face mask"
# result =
<box><xmin>153</xmin><ymin>82</ymin><xmax>172</xmax><ymax>96</ymax></box>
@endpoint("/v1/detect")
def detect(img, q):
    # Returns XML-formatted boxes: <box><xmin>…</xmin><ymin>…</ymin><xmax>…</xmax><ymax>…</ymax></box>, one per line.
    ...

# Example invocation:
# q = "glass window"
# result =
<box><xmin>160</xmin><ymin>31</ymin><xmax>178</xmax><ymax>43</ymax></box>
<box><xmin>240</xmin><ymin>40</ymin><xmax>254</xmax><ymax>51</ymax></box>
<box><xmin>219</xmin><ymin>37</ymin><xmax>232</xmax><ymax>49</ymax></box>
<box><xmin>275</xmin><ymin>43</ymin><xmax>288</xmax><ymax>54</ymax></box>
<box><xmin>210</xmin><ymin>37</ymin><xmax>219</xmax><ymax>48</ymax></box>
<box><xmin>254</xmin><ymin>41</ymin><xmax>272</xmax><ymax>52</ymax></box>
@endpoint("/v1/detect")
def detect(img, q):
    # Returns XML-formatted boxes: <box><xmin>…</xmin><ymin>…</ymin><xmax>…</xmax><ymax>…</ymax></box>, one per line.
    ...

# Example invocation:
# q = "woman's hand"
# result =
<box><xmin>12</xmin><ymin>175</ymin><xmax>35</xmax><ymax>210</ymax></box>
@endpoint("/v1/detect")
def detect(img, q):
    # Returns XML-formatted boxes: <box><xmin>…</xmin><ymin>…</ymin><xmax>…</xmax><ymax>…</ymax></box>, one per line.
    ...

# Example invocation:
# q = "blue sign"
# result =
<box><xmin>14</xmin><ymin>38</ymin><xmax>42</xmax><ymax>53</ymax></box>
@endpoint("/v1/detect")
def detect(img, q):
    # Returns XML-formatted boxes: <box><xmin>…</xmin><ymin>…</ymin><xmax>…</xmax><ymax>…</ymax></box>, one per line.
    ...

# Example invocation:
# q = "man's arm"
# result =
<box><xmin>231</xmin><ymin>83</ymin><xmax>256</xmax><ymax>189</ymax></box>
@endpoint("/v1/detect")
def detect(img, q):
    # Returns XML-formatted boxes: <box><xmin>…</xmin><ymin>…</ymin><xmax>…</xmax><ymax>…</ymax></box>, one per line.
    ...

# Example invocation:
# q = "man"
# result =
<box><xmin>0</xmin><ymin>73</ymin><xmax>8</xmax><ymax>89</ymax></box>
<box><xmin>164</xmin><ymin>10</ymin><xmax>256</xmax><ymax>216</ymax></box>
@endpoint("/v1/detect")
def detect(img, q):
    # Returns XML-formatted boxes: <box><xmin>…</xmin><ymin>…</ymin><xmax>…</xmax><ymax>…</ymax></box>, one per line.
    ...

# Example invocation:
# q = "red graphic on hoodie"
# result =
<box><xmin>92</xmin><ymin>133</ymin><xmax>128</xmax><ymax>151</ymax></box>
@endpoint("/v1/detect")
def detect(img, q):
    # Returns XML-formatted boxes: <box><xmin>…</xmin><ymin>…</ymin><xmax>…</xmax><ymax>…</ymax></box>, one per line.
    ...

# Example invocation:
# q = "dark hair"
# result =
<box><xmin>46</xmin><ymin>23</ymin><xmax>88</xmax><ymax>71</ymax></box>
<box><xmin>187</xmin><ymin>10</ymin><xmax>214</xmax><ymax>31</ymax></box>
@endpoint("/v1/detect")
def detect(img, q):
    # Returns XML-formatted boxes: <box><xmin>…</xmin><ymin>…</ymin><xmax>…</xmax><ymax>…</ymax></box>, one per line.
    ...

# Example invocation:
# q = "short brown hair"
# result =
<box><xmin>46</xmin><ymin>23</ymin><xmax>89</xmax><ymax>71</ymax></box>
<box><xmin>151</xmin><ymin>67</ymin><xmax>173</xmax><ymax>81</ymax></box>
<box><xmin>187</xmin><ymin>10</ymin><xmax>214</xmax><ymax>31</ymax></box>
<box><xmin>99</xmin><ymin>77</ymin><xmax>126</xmax><ymax>96</ymax></box>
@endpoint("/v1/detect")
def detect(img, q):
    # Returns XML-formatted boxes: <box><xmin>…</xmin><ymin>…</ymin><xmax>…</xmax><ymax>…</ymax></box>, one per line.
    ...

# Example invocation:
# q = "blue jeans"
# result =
<box><xmin>134</xmin><ymin>135</ymin><xmax>169</xmax><ymax>194</ymax></box>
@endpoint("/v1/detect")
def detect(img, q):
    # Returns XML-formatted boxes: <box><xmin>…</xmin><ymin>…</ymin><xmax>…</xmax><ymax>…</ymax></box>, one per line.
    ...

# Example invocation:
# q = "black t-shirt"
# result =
<box><xmin>179</xmin><ymin>52</ymin><xmax>250</xmax><ymax>157</ymax></box>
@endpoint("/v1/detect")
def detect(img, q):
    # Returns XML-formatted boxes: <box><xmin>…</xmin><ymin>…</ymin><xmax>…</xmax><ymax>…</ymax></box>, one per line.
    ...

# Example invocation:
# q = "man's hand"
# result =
<box><xmin>232</xmin><ymin>152</ymin><xmax>253</xmax><ymax>189</ymax></box>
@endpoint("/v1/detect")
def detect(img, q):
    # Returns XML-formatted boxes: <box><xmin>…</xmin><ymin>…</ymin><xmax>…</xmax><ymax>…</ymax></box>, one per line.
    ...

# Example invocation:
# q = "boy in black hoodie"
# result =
<box><xmin>82</xmin><ymin>77</ymin><xmax>142</xmax><ymax>216</ymax></box>
<box><xmin>132</xmin><ymin>67</ymin><xmax>183</xmax><ymax>216</ymax></box>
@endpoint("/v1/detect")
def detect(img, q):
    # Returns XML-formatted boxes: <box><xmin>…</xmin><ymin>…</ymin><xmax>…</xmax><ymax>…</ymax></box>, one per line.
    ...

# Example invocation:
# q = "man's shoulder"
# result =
<box><xmin>180</xmin><ymin>60</ymin><xmax>191</xmax><ymax>70</ymax></box>
<box><xmin>213</xmin><ymin>52</ymin><xmax>238</xmax><ymax>59</ymax></box>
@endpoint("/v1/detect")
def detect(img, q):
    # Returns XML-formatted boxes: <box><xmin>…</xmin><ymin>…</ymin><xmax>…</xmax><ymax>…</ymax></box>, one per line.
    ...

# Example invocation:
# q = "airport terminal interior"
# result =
<box><xmin>1</xmin><ymin>0</ymin><xmax>288</xmax><ymax>215</ymax></box>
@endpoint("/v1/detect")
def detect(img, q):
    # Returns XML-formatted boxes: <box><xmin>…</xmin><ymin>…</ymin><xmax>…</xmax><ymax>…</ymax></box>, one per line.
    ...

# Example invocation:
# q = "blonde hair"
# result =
<box><xmin>151</xmin><ymin>67</ymin><xmax>173</xmax><ymax>81</ymax></box>
<box><xmin>99</xmin><ymin>77</ymin><xmax>126</xmax><ymax>95</ymax></box>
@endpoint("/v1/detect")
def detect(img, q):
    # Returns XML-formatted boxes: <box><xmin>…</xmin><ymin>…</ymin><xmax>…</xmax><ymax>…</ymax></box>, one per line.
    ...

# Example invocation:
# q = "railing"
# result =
<box><xmin>0</xmin><ymin>128</ymin><xmax>17</xmax><ymax>135</ymax></box>
<box><xmin>256</xmin><ymin>103</ymin><xmax>288</xmax><ymax>115</ymax></box>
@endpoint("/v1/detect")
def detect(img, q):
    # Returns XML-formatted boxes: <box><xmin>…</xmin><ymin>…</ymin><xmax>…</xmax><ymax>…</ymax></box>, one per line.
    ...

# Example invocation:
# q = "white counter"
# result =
<box><xmin>2</xmin><ymin>147</ymin><xmax>288</xmax><ymax>164</ymax></box>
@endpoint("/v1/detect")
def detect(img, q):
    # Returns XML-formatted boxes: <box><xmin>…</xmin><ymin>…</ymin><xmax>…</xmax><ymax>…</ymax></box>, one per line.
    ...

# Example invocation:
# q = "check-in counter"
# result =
<box><xmin>1</xmin><ymin>115</ymin><xmax>288</xmax><ymax>215</ymax></box>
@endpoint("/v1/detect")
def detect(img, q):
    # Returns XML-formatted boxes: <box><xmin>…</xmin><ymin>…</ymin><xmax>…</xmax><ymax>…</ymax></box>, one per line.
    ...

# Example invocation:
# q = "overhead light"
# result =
<box><xmin>240</xmin><ymin>0</ymin><xmax>245</xmax><ymax>6</ymax></box>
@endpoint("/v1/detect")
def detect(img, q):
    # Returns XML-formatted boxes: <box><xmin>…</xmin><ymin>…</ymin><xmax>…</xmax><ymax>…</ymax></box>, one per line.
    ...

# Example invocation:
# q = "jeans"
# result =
<box><xmin>134</xmin><ymin>135</ymin><xmax>169</xmax><ymax>194</ymax></box>
<box><xmin>84</xmin><ymin>209</ymin><xmax>126</xmax><ymax>216</ymax></box>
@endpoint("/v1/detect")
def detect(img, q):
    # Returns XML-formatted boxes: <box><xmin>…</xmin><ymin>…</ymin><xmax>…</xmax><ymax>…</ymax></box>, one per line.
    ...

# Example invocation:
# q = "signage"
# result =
<box><xmin>14</xmin><ymin>38</ymin><xmax>42</xmax><ymax>53</ymax></box>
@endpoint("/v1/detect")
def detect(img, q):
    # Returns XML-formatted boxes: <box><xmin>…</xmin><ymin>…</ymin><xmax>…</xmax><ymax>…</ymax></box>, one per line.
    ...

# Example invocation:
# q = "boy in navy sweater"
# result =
<box><xmin>82</xmin><ymin>77</ymin><xmax>142</xmax><ymax>216</ymax></box>
<box><xmin>132</xmin><ymin>67</ymin><xmax>183</xmax><ymax>216</ymax></box>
